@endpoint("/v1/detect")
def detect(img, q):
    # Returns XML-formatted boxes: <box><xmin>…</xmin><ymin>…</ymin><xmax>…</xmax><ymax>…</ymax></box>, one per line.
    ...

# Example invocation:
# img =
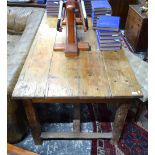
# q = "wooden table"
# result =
<box><xmin>12</xmin><ymin>13</ymin><xmax>143</xmax><ymax>145</ymax></box>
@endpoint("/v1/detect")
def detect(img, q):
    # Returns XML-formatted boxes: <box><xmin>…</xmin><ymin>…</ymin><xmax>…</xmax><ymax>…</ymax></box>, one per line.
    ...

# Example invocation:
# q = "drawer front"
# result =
<box><xmin>128</xmin><ymin>7</ymin><xmax>143</xmax><ymax>24</ymax></box>
<box><xmin>125</xmin><ymin>14</ymin><xmax>141</xmax><ymax>47</ymax></box>
<box><xmin>127</xmin><ymin>13</ymin><xmax>142</xmax><ymax>29</ymax></box>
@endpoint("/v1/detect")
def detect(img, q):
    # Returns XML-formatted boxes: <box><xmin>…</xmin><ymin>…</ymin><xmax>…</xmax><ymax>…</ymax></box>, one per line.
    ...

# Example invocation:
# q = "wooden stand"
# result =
<box><xmin>62</xmin><ymin>18</ymin><xmax>83</xmax><ymax>25</ymax></box>
<box><xmin>53</xmin><ymin>42</ymin><xmax>90</xmax><ymax>53</ymax></box>
<box><xmin>53</xmin><ymin>0</ymin><xmax>90</xmax><ymax>57</ymax></box>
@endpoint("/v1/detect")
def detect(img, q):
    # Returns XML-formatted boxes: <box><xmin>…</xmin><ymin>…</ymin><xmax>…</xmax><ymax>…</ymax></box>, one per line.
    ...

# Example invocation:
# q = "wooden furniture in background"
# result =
<box><xmin>109</xmin><ymin>0</ymin><xmax>137</xmax><ymax>29</ymax></box>
<box><xmin>7</xmin><ymin>144</ymin><xmax>39</xmax><ymax>155</ymax></box>
<box><xmin>12</xmin><ymin>13</ymin><xmax>142</xmax><ymax>145</ymax></box>
<box><xmin>125</xmin><ymin>5</ymin><xmax>148</xmax><ymax>52</ymax></box>
<box><xmin>7</xmin><ymin>0</ymin><xmax>46</xmax><ymax>8</ymax></box>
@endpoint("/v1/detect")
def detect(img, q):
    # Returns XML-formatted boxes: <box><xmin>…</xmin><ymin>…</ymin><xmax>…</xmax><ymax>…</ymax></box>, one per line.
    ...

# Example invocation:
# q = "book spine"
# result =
<box><xmin>99</xmin><ymin>47</ymin><xmax>121</xmax><ymax>51</ymax></box>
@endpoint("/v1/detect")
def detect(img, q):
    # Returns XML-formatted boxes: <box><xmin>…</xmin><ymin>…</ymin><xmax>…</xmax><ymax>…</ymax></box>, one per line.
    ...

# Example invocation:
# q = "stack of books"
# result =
<box><xmin>96</xmin><ymin>15</ymin><xmax>122</xmax><ymax>51</ymax></box>
<box><xmin>84</xmin><ymin>0</ymin><xmax>92</xmax><ymax>16</ymax></box>
<box><xmin>91</xmin><ymin>0</ymin><xmax>112</xmax><ymax>27</ymax></box>
<box><xmin>46</xmin><ymin>0</ymin><xmax>93</xmax><ymax>17</ymax></box>
<box><xmin>46</xmin><ymin>0</ymin><xmax>59</xmax><ymax>16</ymax></box>
<box><xmin>37</xmin><ymin>0</ymin><xmax>46</xmax><ymax>4</ymax></box>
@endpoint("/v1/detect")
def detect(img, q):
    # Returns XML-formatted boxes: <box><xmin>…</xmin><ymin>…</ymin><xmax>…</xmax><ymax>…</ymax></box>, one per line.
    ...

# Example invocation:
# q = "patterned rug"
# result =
<box><xmin>90</xmin><ymin>103</ymin><xmax>148</xmax><ymax>155</ymax></box>
<box><xmin>91</xmin><ymin>122</ymin><xmax>148</xmax><ymax>155</ymax></box>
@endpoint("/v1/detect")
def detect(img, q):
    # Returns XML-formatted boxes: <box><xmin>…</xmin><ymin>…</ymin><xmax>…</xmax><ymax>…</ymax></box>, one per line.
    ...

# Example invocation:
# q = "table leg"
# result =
<box><xmin>112</xmin><ymin>102</ymin><xmax>130</xmax><ymax>145</ymax></box>
<box><xmin>23</xmin><ymin>100</ymin><xmax>42</xmax><ymax>145</ymax></box>
<box><xmin>73</xmin><ymin>104</ymin><xmax>80</xmax><ymax>133</ymax></box>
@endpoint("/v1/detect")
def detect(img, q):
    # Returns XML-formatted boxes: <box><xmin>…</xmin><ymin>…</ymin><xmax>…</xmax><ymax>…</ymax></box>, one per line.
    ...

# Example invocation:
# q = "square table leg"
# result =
<box><xmin>23</xmin><ymin>100</ymin><xmax>42</xmax><ymax>145</ymax></box>
<box><xmin>112</xmin><ymin>102</ymin><xmax>130</xmax><ymax>145</ymax></box>
<box><xmin>73</xmin><ymin>104</ymin><xmax>80</xmax><ymax>133</ymax></box>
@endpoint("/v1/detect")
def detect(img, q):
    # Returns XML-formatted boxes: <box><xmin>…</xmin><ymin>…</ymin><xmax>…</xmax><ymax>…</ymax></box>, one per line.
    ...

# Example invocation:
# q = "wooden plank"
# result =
<box><xmin>46</xmin><ymin>23</ymin><xmax>79</xmax><ymax>97</ymax></box>
<box><xmin>46</xmin><ymin>52</ymin><xmax>79</xmax><ymax>96</ymax></box>
<box><xmin>54</xmin><ymin>28</ymin><xmax>66</xmax><ymax>44</ymax></box>
<box><xmin>78</xmin><ymin>42</ymin><xmax>90</xmax><ymax>51</ymax></box>
<box><xmin>118</xmin><ymin>50</ymin><xmax>143</xmax><ymax>96</ymax></box>
<box><xmin>112</xmin><ymin>102</ymin><xmax>130</xmax><ymax>144</ymax></box>
<box><xmin>32</xmin><ymin>98</ymin><xmax>136</xmax><ymax>104</ymax></box>
<box><xmin>41</xmin><ymin>132</ymin><xmax>112</xmax><ymax>139</ymax></box>
<box><xmin>50</xmin><ymin>22</ymin><xmax>110</xmax><ymax>97</ymax></box>
<box><xmin>78</xmin><ymin>52</ymin><xmax>111</xmax><ymax>97</ymax></box>
<box><xmin>73</xmin><ymin>120</ymin><xmax>80</xmax><ymax>132</ymax></box>
<box><xmin>46</xmin><ymin>51</ymin><xmax>111</xmax><ymax>97</ymax></box>
<box><xmin>46</xmin><ymin>16</ymin><xmax>57</xmax><ymax>28</ymax></box>
<box><xmin>7</xmin><ymin>144</ymin><xmax>39</xmax><ymax>155</ymax></box>
<box><xmin>46</xmin><ymin>26</ymin><xmax>111</xmax><ymax>97</ymax></box>
<box><xmin>73</xmin><ymin>104</ymin><xmax>80</xmax><ymax>132</ymax></box>
<box><xmin>101</xmin><ymin>50</ymin><xmax>143</xmax><ymax>98</ymax></box>
<box><xmin>12</xmin><ymin>14</ymin><xmax>56</xmax><ymax>98</ymax></box>
<box><xmin>76</xmin><ymin>28</ymin><xmax>97</xmax><ymax>51</ymax></box>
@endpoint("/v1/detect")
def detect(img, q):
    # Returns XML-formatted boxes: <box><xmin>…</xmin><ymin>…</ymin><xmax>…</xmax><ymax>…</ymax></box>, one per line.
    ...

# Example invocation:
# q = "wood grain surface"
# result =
<box><xmin>12</xmin><ymin>13</ymin><xmax>143</xmax><ymax>100</ymax></box>
<box><xmin>40</xmin><ymin>132</ymin><xmax>113</xmax><ymax>139</ymax></box>
<box><xmin>7</xmin><ymin>144</ymin><xmax>39</xmax><ymax>155</ymax></box>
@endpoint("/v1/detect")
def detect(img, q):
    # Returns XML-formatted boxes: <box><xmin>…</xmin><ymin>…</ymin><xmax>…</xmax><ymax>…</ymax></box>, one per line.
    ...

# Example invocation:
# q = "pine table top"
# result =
<box><xmin>12</xmin><ymin>13</ymin><xmax>143</xmax><ymax>100</ymax></box>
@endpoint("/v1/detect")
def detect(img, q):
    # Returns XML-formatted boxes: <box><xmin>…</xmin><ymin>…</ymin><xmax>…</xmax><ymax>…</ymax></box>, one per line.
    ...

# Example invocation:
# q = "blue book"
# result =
<box><xmin>99</xmin><ymin>46</ymin><xmax>121</xmax><ymax>51</ymax></box>
<box><xmin>37</xmin><ymin>0</ymin><xmax>46</xmax><ymax>4</ymax></box>
<box><xmin>100</xmin><ymin>43</ymin><xmax>122</xmax><ymax>47</ymax></box>
<box><xmin>96</xmin><ymin>37</ymin><xmax>121</xmax><ymax>45</ymax></box>
<box><xmin>98</xmin><ymin>30</ymin><xmax>121</xmax><ymax>36</ymax></box>
<box><xmin>98</xmin><ymin>35</ymin><xmax>121</xmax><ymax>40</ymax></box>
<box><xmin>96</xmin><ymin>31</ymin><xmax>121</xmax><ymax>45</ymax></box>
<box><xmin>97</xmin><ymin>39</ymin><xmax>121</xmax><ymax>43</ymax></box>
<box><xmin>91</xmin><ymin>0</ymin><xmax>111</xmax><ymax>11</ymax></box>
<box><xmin>96</xmin><ymin>16</ymin><xmax>120</xmax><ymax>31</ymax></box>
<box><xmin>96</xmin><ymin>30</ymin><xmax>120</xmax><ymax>39</ymax></box>
<box><xmin>97</xmin><ymin>36</ymin><xmax>121</xmax><ymax>51</ymax></box>
<box><xmin>97</xmin><ymin>38</ymin><xmax>121</xmax><ymax>47</ymax></box>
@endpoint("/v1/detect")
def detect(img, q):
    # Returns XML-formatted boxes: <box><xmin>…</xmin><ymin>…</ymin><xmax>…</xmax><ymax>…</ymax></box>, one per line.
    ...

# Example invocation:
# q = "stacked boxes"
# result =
<box><xmin>96</xmin><ymin>15</ymin><xmax>122</xmax><ymax>51</ymax></box>
<box><xmin>46</xmin><ymin>0</ymin><xmax>59</xmax><ymax>16</ymax></box>
<box><xmin>91</xmin><ymin>0</ymin><xmax>112</xmax><ymax>27</ymax></box>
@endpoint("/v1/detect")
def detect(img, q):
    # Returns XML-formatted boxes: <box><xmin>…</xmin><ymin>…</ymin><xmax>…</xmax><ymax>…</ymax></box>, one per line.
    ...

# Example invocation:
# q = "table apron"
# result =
<box><xmin>30</xmin><ymin>97</ymin><xmax>137</xmax><ymax>104</ymax></box>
